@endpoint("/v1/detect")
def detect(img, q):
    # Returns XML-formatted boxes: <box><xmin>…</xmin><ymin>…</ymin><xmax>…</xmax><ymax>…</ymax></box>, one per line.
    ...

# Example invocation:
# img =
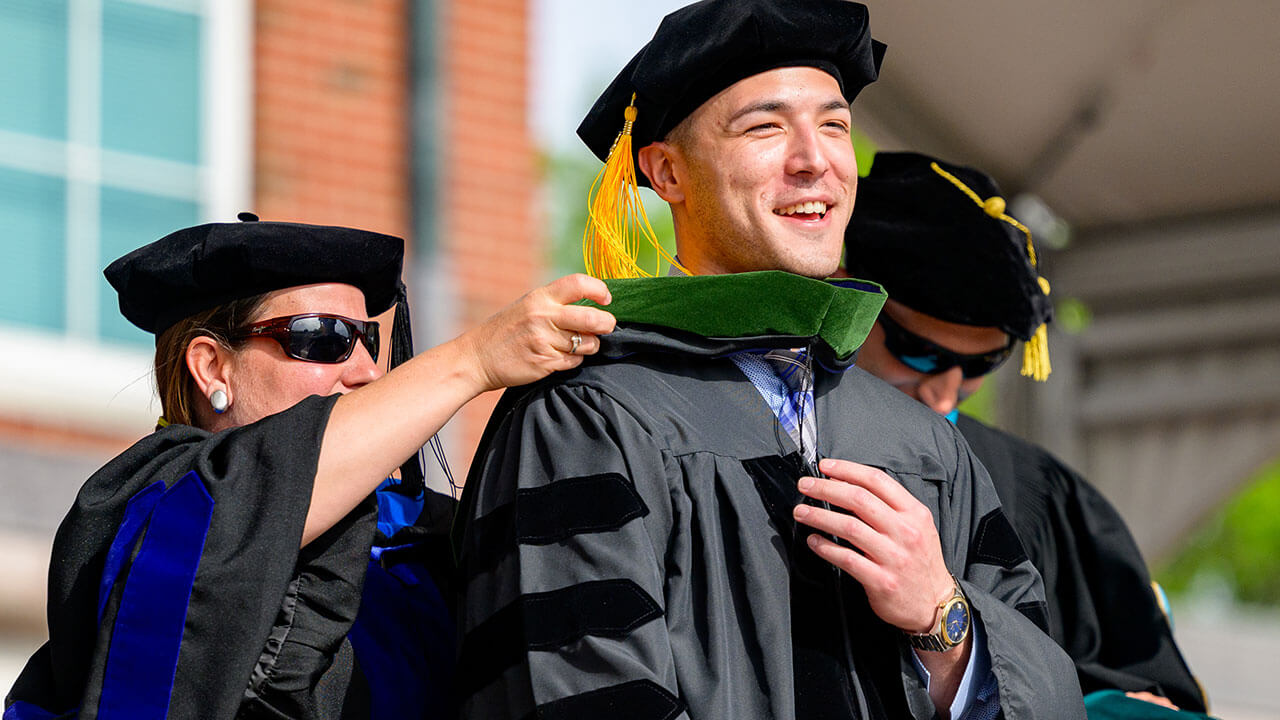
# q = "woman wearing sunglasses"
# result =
<box><xmin>5</xmin><ymin>217</ymin><xmax>615</xmax><ymax>720</ymax></box>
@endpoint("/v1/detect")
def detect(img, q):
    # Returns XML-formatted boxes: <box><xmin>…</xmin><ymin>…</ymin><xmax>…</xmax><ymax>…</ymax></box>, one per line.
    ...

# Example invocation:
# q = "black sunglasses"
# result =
<box><xmin>877</xmin><ymin>312</ymin><xmax>1014</xmax><ymax>379</ymax></box>
<box><xmin>233</xmin><ymin>313</ymin><xmax>380</xmax><ymax>364</ymax></box>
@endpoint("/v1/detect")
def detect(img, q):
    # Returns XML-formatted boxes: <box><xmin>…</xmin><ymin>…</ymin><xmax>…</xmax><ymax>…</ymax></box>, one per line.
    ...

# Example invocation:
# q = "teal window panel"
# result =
<box><xmin>0</xmin><ymin>0</ymin><xmax>69</xmax><ymax>139</ymax></box>
<box><xmin>0</xmin><ymin>167</ymin><xmax>67</xmax><ymax>332</ymax></box>
<box><xmin>99</xmin><ymin>187</ymin><xmax>199</xmax><ymax>345</ymax></box>
<box><xmin>101</xmin><ymin>1</ymin><xmax>201</xmax><ymax>164</ymax></box>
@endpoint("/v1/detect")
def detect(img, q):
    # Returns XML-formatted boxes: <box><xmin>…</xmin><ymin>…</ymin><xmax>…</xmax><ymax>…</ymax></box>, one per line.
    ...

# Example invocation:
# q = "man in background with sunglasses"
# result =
<box><xmin>844</xmin><ymin>151</ymin><xmax>1209</xmax><ymax>716</ymax></box>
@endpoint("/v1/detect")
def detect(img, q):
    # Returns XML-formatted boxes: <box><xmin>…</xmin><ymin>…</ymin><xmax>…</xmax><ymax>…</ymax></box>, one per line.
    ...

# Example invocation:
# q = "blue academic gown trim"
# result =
<box><xmin>98</xmin><ymin>472</ymin><xmax>214</xmax><ymax>720</ymax></box>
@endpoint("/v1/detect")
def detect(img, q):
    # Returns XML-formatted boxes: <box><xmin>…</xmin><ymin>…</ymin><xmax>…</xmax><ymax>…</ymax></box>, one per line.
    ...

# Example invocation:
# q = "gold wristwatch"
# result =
<box><xmin>906</xmin><ymin>577</ymin><xmax>970</xmax><ymax>652</ymax></box>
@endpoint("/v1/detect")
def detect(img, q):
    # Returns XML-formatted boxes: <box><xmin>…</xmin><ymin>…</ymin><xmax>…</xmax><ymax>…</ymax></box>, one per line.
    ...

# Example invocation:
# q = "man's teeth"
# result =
<box><xmin>774</xmin><ymin>201</ymin><xmax>828</xmax><ymax>216</ymax></box>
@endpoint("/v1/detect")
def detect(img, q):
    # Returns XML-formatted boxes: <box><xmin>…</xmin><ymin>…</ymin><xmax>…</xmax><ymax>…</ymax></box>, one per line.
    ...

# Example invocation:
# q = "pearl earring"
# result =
<box><xmin>210</xmin><ymin>388</ymin><xmax>229</xmax><ymax>414</ymax></box>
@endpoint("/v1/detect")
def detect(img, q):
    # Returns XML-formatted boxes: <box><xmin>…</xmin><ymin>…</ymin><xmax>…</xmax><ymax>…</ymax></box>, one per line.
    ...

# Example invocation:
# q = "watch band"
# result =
<box><xmin>907</xmin><ymin>631</ymin><xmax>954</xmax><ymax>652</ymax></box>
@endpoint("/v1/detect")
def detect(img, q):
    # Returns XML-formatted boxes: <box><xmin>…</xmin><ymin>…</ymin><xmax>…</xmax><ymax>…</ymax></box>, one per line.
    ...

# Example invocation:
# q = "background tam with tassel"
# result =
<box><xmin>844</xmin><ymin>151</ymin><xmax>1054</xmax><ymax>381</ymax></box>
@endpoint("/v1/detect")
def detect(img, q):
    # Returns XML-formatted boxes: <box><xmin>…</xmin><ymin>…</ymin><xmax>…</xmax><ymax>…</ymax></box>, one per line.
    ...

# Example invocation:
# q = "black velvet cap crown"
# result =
<box><xmin>845</xmin><ymin>152</ymin><xmax>1052</xmax><ymax>341</ymax></box>
<box><xmin>577</xmin><ymin>0</ymin><xmax>885</xmax><ymax>187</ymax></box>
<box><xmin>105</xmin><ymin>217</ymin><xmax>405</xmax><ymax>334</ymax></box>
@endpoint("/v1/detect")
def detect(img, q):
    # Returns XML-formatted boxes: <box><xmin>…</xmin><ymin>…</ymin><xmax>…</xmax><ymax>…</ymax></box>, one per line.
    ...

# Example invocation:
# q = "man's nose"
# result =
<box><xmin>916</xmin><ymin>366</ymin><xmax>964</xmax><ymax>416</ymax></box>
<box><xmin>785</xmin><ymin>128</ymin><xmax>831</xmax><ymax>176</ymax></box>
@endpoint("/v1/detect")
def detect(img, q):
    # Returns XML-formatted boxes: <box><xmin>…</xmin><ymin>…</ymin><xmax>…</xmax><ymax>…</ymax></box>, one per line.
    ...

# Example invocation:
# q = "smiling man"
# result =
<box><xmin>455</xmin><ymin>2</ymin><xmax>1081</xmax><ymax>719</ymax></box>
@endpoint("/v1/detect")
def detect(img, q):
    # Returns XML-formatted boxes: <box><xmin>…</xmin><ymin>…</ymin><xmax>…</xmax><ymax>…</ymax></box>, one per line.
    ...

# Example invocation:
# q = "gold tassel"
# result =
<box><xmin>156</xmin><ymin>416</ymin><xmax>170</xmax><ymax>428</ymax></box>
<box><xmin>930</xmin><ymin>162</ymin><xmax>1052</xmax><ymax>381</ymax></box>
<box><xmin>1020</xmin><ymin>276</ymin><xmax>1052</xmax><ymax>381</ymax></box>
<box><xmin>583</xmin><ymin>94</ymin><xmax>687</xmax><ymax>279</ymax></box>
<box><xmin>1021</xmin><ymin>323</ymin><xmax>1051</xmax><ymax>381</ymax></box>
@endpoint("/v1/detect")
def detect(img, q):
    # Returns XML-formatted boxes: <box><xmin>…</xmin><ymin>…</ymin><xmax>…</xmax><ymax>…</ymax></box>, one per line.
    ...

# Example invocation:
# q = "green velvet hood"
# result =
<box><xmin>584</xmin><ymin>271</ymin><xmax>886</xmax><ymax>368</ymax></box>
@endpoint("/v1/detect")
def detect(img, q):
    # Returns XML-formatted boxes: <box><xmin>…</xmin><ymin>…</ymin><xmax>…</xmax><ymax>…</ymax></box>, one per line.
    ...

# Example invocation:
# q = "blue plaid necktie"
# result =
<box><xmin>765</xmin><ymin>348</ymin><xmax>817</xmax><ymax>466</ymax></box>
<box><xmin>733</xmin><ymin>348</ymin><xmax>818</xmax><ymax>466</ymax></box>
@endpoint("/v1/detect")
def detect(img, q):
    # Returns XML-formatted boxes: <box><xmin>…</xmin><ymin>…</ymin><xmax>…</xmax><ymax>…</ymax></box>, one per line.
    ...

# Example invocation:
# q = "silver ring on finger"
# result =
<box><xmin>570</xmin><ymin>333</ymin><xmax>582</xmax><ymax>354</ymax></box>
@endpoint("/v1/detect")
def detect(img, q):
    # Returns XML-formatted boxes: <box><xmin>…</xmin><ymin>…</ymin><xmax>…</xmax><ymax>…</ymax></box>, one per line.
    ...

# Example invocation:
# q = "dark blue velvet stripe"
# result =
<box><xmin>828</xmin><ymin>278</ymin><xmax>884</xmax><ymax>295</ymax></box>
<box><xmin>348</xmin><ymin>559</ymin><xmax>456</xmax><ymax>719</ymax></box>
<box><xmin>2</xmin><ymin>701</ymin><xmax>77</xmax><ymax>719</ymax></box>
<box><xmin>97</xmin><ymin>471</ymin><xmax>214</xmax><ymax>720</ymax></box>
<box><xmin>97</xmin><ymin>480</ymin><xmax>165</xmax><ymax>622</ymax></box>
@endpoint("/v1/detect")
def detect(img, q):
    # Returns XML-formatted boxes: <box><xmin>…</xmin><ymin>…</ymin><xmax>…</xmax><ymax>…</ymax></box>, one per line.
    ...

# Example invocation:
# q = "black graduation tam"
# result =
<box><xmin>104</xmin><ymin>217</ymin><xmax>405</xmax><ymax>335</ymax></box>
<box><xmin>845</xmin><ymin>151</ymin><xmax>1053</xmax><ymax>379</ymax></box>
<box><xmin>578</xmin><ymin>0</ymin><xmax>885</xmax><ymax>180</ymax></box>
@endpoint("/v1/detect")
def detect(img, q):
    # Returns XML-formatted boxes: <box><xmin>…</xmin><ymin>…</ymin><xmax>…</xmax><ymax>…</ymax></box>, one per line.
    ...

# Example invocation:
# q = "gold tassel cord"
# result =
<box><xmin>929</xmin><ymin>162</ymin><xmax>1051</xmax><ymax>381</ymax></box>
<box><xmin>929</xmin><ymin>163</ymin><xmax>1036</xmax><ymax>263</ymax></box>
<box><xmin>583</xmin><ymin>94</ymin><xmax>687</xmax><ymax>279</ymax></box>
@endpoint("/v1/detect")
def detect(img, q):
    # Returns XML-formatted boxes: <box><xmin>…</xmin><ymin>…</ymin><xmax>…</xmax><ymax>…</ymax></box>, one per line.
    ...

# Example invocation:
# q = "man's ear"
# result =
<box><xmin>186</xmin><ymin>335</ymin><xmax>234</xmax><ymax>402</ymax></box>
<box><xmin>637</xmin><ymin>142</ymin><xmax>685</xmax><ymax>204</ymax></box>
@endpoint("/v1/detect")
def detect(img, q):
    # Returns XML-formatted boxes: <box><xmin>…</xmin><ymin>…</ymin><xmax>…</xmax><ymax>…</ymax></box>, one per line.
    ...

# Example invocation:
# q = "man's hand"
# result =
<box><xmin>794</xmin><ymin>458</ymin><xmax>972</xmax><ymax>717</ymax></box>
<box><xmin>792</xmin><ymin>457</ymin><xmax>955</xmax><ymax>633</ymax></box>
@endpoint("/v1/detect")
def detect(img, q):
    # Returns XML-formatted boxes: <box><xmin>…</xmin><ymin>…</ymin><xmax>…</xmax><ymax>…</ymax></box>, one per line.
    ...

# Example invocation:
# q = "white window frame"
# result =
<box><xmin>0</xmin><ymin>0</ymin><xmax>251</xmax><ymax>435</ymax></box>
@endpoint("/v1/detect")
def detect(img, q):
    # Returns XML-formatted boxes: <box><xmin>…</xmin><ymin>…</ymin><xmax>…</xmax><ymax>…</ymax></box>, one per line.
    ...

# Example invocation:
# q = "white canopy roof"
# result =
<box><xmin>851</xmin><ymin>1</ymin><xmax>1280</xmax><ymax>231</ymax></box>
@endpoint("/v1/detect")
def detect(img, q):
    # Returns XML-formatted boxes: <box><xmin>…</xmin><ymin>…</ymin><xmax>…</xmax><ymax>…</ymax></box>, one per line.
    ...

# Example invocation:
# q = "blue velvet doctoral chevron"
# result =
<box><xmin>97</xmin><ymin>480</ymin><xmax>165</xmax><ymax>622</ymax></box>
<box><xmin>97</xmin><ymin>471</ymin><xmax>214</xmax><ymax>720</ymax></box>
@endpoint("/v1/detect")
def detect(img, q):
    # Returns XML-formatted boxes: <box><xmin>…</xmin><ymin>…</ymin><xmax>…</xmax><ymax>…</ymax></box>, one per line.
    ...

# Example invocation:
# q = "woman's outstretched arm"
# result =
<box><xmin>306</xmin><ymin>273</ymin><xmax>616</xmax><ymax>545</ymax></box>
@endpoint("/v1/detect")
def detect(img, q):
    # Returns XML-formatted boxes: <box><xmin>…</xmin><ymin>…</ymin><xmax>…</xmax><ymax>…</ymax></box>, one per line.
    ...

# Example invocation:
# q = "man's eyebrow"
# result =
<box><xmin>727</xmin><ymin>100</ymin><xmax>789</xmax><ymax>124</ymax></box>
<box><xmin>726</xmin><ymin>97</ymin><xmax>851</xmax><ymax>124</ymax></box>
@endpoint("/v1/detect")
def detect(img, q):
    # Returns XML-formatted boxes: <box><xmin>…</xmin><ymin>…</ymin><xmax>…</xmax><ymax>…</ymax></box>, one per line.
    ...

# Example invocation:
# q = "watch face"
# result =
<box><xmin>944</xmin><ymin>600</ymin><xmax>970</xmax><ymax>644</ymax></box>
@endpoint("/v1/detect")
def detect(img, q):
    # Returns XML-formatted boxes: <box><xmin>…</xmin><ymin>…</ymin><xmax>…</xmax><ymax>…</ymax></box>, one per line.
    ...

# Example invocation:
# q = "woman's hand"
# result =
<box><xmin>458</xmin><ymin>273</ymin><xmax>617</xmax><ymax>393</ymax></box>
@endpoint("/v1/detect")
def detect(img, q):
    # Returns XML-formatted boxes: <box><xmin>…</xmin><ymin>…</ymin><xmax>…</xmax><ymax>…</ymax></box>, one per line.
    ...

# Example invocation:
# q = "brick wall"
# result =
<box><xmin>254</xmin><ymin>0</ymin><xmax>542</xmax><ymax>478</ymax></box>
<box><xmin>255</xmin><ymin>0</ymin><xmax>411</xmax><ymax>238</ymax></box>
<box><xmin>440</xmin><ymin>0</ymin><xmax>542</xmax><ymax>476</ymax></box>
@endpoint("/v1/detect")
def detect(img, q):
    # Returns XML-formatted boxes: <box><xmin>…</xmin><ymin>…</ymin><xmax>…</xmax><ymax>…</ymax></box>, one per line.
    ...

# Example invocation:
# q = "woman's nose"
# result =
<box><xmin>343</xmin><ymin>342</ymin><xmax>383</xmax><ymax>388</ymax></box>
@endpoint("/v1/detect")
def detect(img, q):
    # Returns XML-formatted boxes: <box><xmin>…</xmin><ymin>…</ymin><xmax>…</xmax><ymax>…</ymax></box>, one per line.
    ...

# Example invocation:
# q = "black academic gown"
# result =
<box><xmin>956</xmin><ymin>414</ymin><xmax>1206</xmax><ymax>712</ymax></box>
<box><xmin>454</xmin><ymin>273</ymin><xmax>1084</xmax><ymax>720</ymax></box>
<box><xmin>5</xmin><ymin>395</ymin><xmax>456</xmax><ymax>720</ymax></box>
